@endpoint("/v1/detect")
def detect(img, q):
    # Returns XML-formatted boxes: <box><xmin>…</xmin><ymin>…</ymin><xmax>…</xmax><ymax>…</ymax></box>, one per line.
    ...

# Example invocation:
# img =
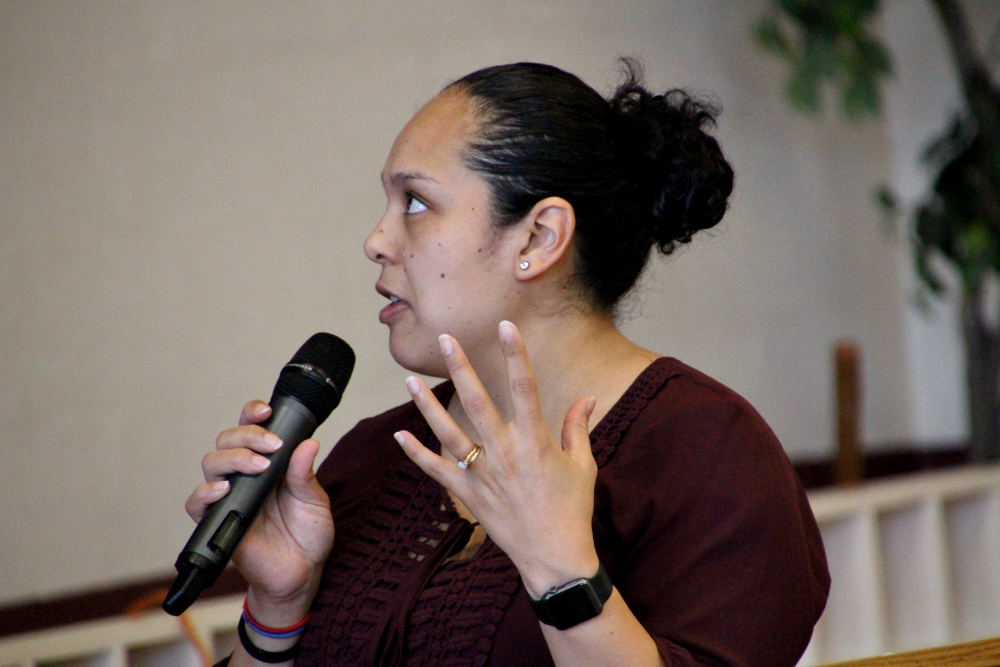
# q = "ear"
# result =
<box><xmin>515</xmin><ymin>197</ymin><xmax>576</xmax><ymax>281</ymax></box>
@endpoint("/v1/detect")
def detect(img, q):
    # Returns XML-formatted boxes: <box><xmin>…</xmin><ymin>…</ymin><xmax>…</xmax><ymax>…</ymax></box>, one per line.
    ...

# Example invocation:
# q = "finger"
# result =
<box><xmin>561</xmin><ymin>396</ymin><xmax>596</xmax><ymax>456</ymax></box>
<box><xmin>273</xmin><ymin>439</ymin><xmax>334</xmax><ymax>566</ymax></box>
<box><xmin>201</xmin><ymin>448</ymin><xmax>273</xmax><ymax>482</ymax></box>
<box><xmin>239</xmin><ymin>400</ymin><xmax>272</xmax><ymax>426</ymax></box>
<box><xmin>281</xmin><ymin>439</ymin><xmax>328</xmax><ymax>506</ymax></box>
<box><xmin>405</xmin><ymin>375</ymin><xmax>476</xmax><ymax>462</ymax></box>
<box><xmin>438</xmin><ymin>334</ymin><xmax>506</xmax><ymax>439</ymax></box>
<box><xmin>216</xmin><ymin>424</ymin><xmax>283</xmax><ymax>453</ymax></box>
<box><xmin>497</xmin><ymin>321</ymin><xmax>545</xmax><ymax>434</ymax></box>
<box><xmin>185</xmin><ymin>480</ymin><xmax>231</xmax><ymax>522</ymax></box>
<box><xmin>394</xmin><ymin>430</ymin><xmax>468</xmax><ymax>492</ymax></box>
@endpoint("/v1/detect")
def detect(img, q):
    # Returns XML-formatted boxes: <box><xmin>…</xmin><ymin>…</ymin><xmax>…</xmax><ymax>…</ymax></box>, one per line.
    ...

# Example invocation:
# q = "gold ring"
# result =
<box><xmin>457</xmin><ymin>443</ymin><xmax>482</xmax><ymax>470</ymax></box>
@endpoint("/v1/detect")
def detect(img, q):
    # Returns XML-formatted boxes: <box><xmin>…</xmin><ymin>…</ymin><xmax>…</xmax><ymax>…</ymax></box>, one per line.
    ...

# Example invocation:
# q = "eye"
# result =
<box><xmin>405</xmin><ymin>194</ymin><xmax>428</xmax><ymax>214</ymax></box>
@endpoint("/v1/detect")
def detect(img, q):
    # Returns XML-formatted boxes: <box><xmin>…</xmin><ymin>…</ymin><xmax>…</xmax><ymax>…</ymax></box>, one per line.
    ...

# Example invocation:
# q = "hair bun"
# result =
<box><xmin>611</xmin><ymin>62</ymin><xmax>735</xmax><ymax>254</ymax></box>
<box><xmin>450</xmin><ymin>60</ymin><xmax>736</xmax><ymax>311</ymax></box>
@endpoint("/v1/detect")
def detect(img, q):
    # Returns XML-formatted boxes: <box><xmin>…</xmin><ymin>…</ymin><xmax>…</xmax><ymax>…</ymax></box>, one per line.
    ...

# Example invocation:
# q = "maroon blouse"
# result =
<box><xmin>292</xmin><ymin>357</ymin><xmax>829</xmax><ymax>666</ymax></box>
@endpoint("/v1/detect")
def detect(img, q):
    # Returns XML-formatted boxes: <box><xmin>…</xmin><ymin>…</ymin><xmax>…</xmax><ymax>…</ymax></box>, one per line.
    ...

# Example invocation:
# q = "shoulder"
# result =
<box><xmin>604</xmin><ymin>356</ymin><xmax>782</xmax><ymax>469</ymax></box>
<box><xmin>646</xmin><ymin>357</ymin><xmax>768</xmax><ymax>430</ymax></box>
<box><xmin>594</xmin><ymin>359</ymin><xmax>829</xmax><ymax>664</ymax></box>
<box><xmin>596</xmin><ymin>356</ymin><xmax>811</xmax><ymax>557</ymax></box>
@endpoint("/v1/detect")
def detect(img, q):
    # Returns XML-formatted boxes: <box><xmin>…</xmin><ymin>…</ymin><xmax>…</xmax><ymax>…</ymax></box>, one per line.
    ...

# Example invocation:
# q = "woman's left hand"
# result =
<box><xmin>393</xmin><ymin>320</ymin><xmax>600</xmax><ymax>598</ymax></box>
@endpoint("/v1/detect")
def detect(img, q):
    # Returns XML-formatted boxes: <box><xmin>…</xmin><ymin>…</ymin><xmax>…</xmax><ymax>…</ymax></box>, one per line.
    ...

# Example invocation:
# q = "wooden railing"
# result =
<box><xmin>0</xmin><ymin>594</ymin><xmax>241</xmax><ymax>667</ymax></box>
<box><xmin>799</xmin><ymin>465</ymin><xmax>1000</xmax><ymax>665</ymax></box>
<box><xmin>3</xmin><ymin>465</ymin><xmax>999</xmax><ymax>667</ymax></box>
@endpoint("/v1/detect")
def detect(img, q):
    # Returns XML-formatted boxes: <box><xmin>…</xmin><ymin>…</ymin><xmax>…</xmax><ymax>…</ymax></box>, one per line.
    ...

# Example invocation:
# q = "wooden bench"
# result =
<box><xmin>820</xmin><ymin>637</ymin><xmax>1000</xmax><ymax>666</ymax></box>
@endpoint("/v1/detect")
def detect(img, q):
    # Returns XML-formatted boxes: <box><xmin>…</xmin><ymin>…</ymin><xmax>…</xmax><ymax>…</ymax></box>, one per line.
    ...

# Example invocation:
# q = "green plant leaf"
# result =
<box><xmin>875</xmin><ymin>184</ymin><xmax>898</xmax><ymax>237</ymax></box>
<box><xmin>788</xmin><ymin>65</ymin><xmax>822</xmax><ymax>112</ymax></box>
<box><xmin>842</xmin><ymin>77</ymin><xmax>880</xmax><ymax>118</ymax></box>
<box><xmin>755</xmin><ymin>17</ymin><xmax>792</xmax><ymax>56</ymax></box>
<box><xmin>754</xmin><ymin>0</ymin><xmax>891</xmax><ymax>118</ymax></box>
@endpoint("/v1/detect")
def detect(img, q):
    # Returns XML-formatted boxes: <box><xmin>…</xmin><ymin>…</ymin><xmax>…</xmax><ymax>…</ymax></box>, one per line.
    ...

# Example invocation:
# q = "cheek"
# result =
<box><xmin>434</xmin><ymin>261</ymin><xmax>513</xmax><ymax>343</ymax></box>
<box><xmin>407</xmin><ymin>221</ymin><xmax>510</xmax><ymax>314</ymax></box>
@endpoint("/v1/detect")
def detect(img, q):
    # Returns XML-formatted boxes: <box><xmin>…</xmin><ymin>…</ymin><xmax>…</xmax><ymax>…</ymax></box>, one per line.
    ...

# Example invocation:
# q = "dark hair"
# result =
<box><xmin>447</xmin><ymin>60</ymin><xmax>734</xmax><ymax>312</ymax></box>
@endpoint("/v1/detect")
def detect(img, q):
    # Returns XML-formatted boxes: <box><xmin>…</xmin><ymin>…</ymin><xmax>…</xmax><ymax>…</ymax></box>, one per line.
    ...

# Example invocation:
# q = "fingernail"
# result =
<box><xmin>499</xmin><ymin>320</ymin><xmax>515</xmax><ymax>341</ymax></box>
<box><xmin>213</xmin><ymin>480</ymin><xmax>230</xmax><ymax>492</ymax></box>
<box><xmin>257</xmin><ymin>404</ymin><xmax>271</xmax><ymax>416</ymax></box>
<box><xmin>587</xmin><ymin>396</ymin><xmax>597</xmax><ymax>415</ymax></box>
<box><xmin>252</xmin><ymin>455</ymin><xmax>271</xmax><ymax>470</ymax></box>
<box><xmin>405</xmin><ymin>376</ymin><xmax>420</xmax><ymax>395</ymax></box>
<box><xmin>264</xmin><ymin>434</ymin><xmax>283</xmax><ymax>448</ymax></box>
<box><xmin>393</xmin><ymin>432</ymin><xmax>405</xmax><ymax>446</ymax></box>
<box><xmin>439</xmin><ymin>334</ymin><xmax>454</xmax><ymax>356</ymax></box>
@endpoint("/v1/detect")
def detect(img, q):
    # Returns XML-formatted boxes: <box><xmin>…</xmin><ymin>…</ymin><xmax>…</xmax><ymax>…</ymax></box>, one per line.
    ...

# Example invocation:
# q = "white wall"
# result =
<box><xmin>0</xmin><ymin>0</ymin><xmax>933</xmax><ymax>604</ymax></box>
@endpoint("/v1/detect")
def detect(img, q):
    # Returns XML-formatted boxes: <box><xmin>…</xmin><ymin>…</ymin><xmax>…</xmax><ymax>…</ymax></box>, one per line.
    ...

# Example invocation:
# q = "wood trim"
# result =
<box><xmin>819</xmin><ymin>636</ymin><xmax>1000</xmax><ymax>666</ymax></box>
<box><xmin>834</xmin><ymin>341</ymin><xmax>864</xmax><ymax>485</ymax></box>
<box><xmin>0</xmin><ymin>567</ymin><xmax>247</xmax><ymax>639</ymax></box>
<box><xmin>793</xmin><ymin>444</ymin><xmax>969</xmax><ymax>490</ymax></box>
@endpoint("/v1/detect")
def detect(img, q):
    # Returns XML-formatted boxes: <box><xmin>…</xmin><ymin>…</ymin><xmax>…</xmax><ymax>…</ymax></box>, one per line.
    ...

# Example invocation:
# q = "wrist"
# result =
<box><xmin>519</xmin><ymin>550</ymin><xmax>601</xmax><ymax>600</ymax></box>
<box><xmin>237</xmin><ymin>616</ymin><xmax>302</xmax><ymax>663</ymax></box>
<box><xmin>528</xmin><ymin>562</ymin><xmax>614</xmax><ymax>631</ymax></box>
<box><xmin>237</xmin><ymin>595</ymin><xmax>311</xmax><ymax>664</ymax></box>
<box><xmin>245</xmin><ymin>586</ymin><xmax>316</xmax><ymax>631</ymax></box>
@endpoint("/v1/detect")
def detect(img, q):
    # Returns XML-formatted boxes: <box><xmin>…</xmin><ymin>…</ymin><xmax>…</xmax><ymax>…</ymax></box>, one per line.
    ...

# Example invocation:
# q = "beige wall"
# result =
<box><xmin>1</xmin><ymin>1</ymin><xmax>915</xmax><ymax>603</ymax></box>
<box><xmin>882</xmin><ymin>0</ymin><xmax>970</xmax><ymax>444</ymax></box>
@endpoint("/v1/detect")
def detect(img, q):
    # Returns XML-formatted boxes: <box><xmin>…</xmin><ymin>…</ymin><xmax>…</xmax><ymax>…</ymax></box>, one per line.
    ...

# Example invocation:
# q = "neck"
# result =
<box><xmin>448</xmin><ymin>307</ymin><xmax>660</xmax><ymax>444</ymax></box>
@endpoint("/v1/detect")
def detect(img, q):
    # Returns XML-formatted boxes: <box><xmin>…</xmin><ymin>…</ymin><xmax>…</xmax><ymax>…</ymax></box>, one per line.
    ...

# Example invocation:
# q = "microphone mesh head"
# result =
<box><xmin>271</xmin><ymin>333</ymin><xmax>356</xmax><ymax>424</ymax></box>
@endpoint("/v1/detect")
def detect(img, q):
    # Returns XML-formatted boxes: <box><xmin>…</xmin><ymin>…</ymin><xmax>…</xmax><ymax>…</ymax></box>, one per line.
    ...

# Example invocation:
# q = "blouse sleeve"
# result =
<box><xmin>592</xmin><ymin>367</ymin><xmax>829</xmax><ymax>667</ymax></box>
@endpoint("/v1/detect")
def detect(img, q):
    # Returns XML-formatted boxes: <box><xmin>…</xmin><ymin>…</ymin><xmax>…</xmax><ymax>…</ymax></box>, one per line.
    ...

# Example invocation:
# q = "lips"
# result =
<box><xmin>377</xmin><ymin>285</ymin><xmax>409</xmax><ymax>324</ymax></box>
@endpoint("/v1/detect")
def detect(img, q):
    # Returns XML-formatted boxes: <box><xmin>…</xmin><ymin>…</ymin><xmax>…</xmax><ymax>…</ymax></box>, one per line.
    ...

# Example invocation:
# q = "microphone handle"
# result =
<box><xmin>163</xmin><ymin>395</ymin><xmax>317</xmax><ymax>615</ymax></box>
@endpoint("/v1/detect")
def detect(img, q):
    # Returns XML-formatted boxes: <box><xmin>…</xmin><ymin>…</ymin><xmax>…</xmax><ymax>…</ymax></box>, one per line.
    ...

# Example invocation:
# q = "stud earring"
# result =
<box><xmin>519</xmin><ymin>261</ymin><xmax>530</xmax><ymax>270</ymax></box>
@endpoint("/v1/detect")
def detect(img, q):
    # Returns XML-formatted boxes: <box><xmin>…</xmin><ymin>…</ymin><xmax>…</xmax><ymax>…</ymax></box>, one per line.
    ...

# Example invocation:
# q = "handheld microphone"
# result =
<box><xmin>162</xmin><ymin>333</ymin><xmax>356</xmax><ymax>616</ymax></box>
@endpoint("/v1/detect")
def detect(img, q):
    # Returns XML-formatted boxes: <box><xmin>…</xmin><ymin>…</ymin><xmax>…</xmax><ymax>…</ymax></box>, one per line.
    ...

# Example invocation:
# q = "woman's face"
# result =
<box><xmin>364</xmin><ymin>91</ymin><xmax>525</xmax><ymax>377</ymax></box>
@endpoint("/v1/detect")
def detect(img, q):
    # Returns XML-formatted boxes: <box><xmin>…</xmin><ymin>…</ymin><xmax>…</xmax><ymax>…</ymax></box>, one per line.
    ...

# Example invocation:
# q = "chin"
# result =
<box><xmin>387</xmin><ymin>328</ymin><xmax>448</xmax><ymax>378</ymax></box>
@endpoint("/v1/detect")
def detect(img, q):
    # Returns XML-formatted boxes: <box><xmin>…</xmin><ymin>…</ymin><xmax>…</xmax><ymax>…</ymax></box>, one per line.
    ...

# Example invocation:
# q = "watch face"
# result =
<box><xmin>544</xmin><ymin>582</ymin><xmax>604</xmax><ymax>630</ymax></box>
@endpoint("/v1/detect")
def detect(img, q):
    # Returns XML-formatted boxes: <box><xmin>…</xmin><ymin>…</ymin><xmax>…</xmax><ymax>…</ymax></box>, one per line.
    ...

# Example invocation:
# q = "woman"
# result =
<box><xmin>189</xmin><ymin>62</ymin><xmax>829</xmax><ymax>667</ymax></box>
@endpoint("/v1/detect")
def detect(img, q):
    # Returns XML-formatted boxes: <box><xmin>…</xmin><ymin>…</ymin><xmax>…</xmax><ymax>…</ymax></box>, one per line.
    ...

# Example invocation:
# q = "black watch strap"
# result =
<box><xmin>529</xmin><ymin>563</ymin><xmax>613</xmax><ymax>630</ymax></box>
<box><xmin>237</xmin><ymin>616</ymin><xmax>302</xmax><ymax>663</ymax></box>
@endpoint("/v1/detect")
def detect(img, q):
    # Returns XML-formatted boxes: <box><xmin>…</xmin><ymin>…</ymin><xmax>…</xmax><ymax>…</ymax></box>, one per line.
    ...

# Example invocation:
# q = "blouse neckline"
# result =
<box><xmin>429</xmin><ymin>356</ymin><xmax>678</xmax><ymax>467</ymax></box>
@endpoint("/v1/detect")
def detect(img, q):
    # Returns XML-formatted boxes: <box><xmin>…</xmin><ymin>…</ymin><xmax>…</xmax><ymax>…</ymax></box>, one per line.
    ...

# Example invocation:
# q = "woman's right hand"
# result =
<box><xmin>185</xmin><ymin>400</ymin><xmax>334</xmax><ymax>626</ymax></box>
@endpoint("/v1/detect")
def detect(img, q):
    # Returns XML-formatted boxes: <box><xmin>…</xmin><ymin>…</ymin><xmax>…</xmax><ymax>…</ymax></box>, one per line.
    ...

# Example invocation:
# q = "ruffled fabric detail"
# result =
<box><xmin>589</xmin><ymin>358</ymin><xmax>679</xmax><ymax>467</ymax></box>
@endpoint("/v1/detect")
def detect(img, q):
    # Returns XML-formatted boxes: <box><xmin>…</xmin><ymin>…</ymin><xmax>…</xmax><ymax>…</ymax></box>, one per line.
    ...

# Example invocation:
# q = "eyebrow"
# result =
<box><xmin>382</xmin><ymin>171</ymin><xmax>439</xmax><ymax>187</ymax></box>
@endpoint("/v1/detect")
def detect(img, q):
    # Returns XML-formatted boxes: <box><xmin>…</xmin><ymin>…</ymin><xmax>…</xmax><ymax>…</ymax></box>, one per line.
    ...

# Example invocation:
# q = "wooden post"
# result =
<box><xmin>835</xmin><ymin>341</ymin><xmax>863</xmax><ymax>486</ymax></box>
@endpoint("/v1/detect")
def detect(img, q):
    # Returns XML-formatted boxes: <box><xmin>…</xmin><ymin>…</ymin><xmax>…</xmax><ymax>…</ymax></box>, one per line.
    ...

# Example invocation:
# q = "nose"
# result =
<box><xmin>364</xmin><ymin>209</ymin><xmax>395</xmax><ymax>265</ymax></box>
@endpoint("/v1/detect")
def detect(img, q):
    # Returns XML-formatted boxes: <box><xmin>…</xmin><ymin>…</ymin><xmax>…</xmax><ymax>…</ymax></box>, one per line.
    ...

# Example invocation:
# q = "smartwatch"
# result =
<box><xmin>529</xmin><ymin>564</ymin><xmax>613</xmax><ymax>630</ymax></box>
